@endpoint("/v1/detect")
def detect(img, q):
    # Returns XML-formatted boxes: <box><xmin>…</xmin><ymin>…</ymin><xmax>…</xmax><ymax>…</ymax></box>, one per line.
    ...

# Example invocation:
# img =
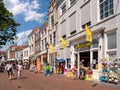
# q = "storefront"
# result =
<box><xmin>70</xmin><ymin>29</ymin><xmax>104</xmax><ymax>80</ymax></box>
<box><xmin>56</xmin><ymin>59</ymin><xmax>65</xmax><ymax>74</ymax></box>
<box><xmin>23</xmin><ymin>59</ymin><xmax>29</xmax><ymax>69</ymax></box>
<box><xmin>49</xmin><ymin>52</ymin><xmax>57</xmax><ymax>73</ymax></box>
<box><xmin>41</xmin><ymin>53</ymin><xmax>48</xmax><ymax>65</ymax></box>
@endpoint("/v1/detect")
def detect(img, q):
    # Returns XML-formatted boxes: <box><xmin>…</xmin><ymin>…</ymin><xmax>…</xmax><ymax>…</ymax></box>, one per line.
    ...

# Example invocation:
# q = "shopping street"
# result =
<box><xmin>0</xmin><ymin>70</ymin><xmax>120</xmax><ymax>90</ymax></box>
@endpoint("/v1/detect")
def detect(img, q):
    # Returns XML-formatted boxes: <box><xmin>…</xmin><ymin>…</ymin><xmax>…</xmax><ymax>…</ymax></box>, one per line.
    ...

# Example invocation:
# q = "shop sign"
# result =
<box><xmin>76</xmin><ymin>42</ymin><xmax>91</xmax><ymax>49</ymax></box>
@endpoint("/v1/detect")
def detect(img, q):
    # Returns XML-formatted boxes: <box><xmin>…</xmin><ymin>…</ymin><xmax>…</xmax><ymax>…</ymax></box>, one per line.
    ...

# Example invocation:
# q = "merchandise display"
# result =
<box><xmin>100</xmin><ymin>60</ymin><xmax>120</xmax><ymax>84</ymax></box>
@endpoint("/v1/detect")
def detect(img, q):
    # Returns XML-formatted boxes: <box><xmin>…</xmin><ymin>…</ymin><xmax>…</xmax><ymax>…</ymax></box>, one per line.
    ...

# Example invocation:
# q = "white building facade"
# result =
<box><xmin>23</xmin><ymin>46</ymin><xmax>29</xmax><ymax>67</ymax></box>
<box><xmin>57</xmin><ymin>0</ymin><xmax>120</xmax><ymax>79</ymax></box>
<box><xmin>28</xmin><ymin>28</ymin><xmax>37</xmax><ymax>64</ymax></box>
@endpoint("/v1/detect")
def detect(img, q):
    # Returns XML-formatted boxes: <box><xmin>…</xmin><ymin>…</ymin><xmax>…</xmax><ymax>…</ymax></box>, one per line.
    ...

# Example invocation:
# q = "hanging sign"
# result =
<box><xmin>76</xmin><ymin>42</ymin><xmax>91</xmax><ymax>49</ymax></box>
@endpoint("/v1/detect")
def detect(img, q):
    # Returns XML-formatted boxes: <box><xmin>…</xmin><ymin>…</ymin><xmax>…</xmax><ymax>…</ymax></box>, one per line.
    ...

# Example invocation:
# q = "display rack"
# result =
<box><xmin>100</xmin><ymin>58</ymin><xmax>120</xmax><ymax>84</ymax></box>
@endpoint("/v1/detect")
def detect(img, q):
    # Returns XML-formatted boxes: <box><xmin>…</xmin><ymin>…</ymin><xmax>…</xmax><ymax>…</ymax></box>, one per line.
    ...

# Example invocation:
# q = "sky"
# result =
<box><xmin>1</xmin><ymin>0</ymin><xmax>50</xmax><ymax>50</ymax></box>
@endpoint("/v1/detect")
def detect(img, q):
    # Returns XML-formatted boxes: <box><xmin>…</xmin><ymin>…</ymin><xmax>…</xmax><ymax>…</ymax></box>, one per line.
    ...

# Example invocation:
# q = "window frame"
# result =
<box><xmin>61</xmin><ymin>3</ymin><xmax>66</xmax><ymax>15</ymax></box>
<box><xmin>107</xmin><ymin>31</ymin><xmax>117</xmax><ymax>50</ymax></box>
<box><xmin>99</xmin><ymin>0</ymin><xmax>114</xmax><ymax>20</ymax></box>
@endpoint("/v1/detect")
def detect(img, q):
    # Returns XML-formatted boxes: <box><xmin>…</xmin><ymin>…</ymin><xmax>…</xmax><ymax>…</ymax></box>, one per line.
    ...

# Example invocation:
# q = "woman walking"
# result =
<box><xmin>5</xmin><ymin>62</ymin><xmax>13</xmax><ymax>80</ymax></box>
<box><xmin>17</xmin><ymin>62</ymin><xmax>23</xmax><ymax>79</ymax></box>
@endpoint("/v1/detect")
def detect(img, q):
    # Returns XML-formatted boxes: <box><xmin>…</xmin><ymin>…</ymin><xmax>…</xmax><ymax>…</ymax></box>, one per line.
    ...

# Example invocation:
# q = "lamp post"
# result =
<box><xmin>45</xmin><ymin>42</ymin><xmax>49</xmax><ymax>64</ymax></box>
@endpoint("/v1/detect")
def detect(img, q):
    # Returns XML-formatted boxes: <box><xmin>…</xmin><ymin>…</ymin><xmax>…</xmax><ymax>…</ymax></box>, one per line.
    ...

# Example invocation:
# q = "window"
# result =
<box><xmin>50</xmin><ymin>34</ymin><xmax>52</xmax><ymax>44</ymax></box>
<box><xmin>62</xmin><ymin>35</ymin><xmax>66</xmax><ymax>38</ymax></box>
<box><xmin>61</xmin><ymin>20</ymin><xmax>66</xmax><ymax>37</ymax></box>
<box><xmin>70</xmin><ymin>0</ymin><xmax>76</xmax><ymax>6</ymax></box>
<box><xmin>53</xmin><ymin>31</ymin><xmax>56</xmax><ymax>45</ymax></box>
<box><xmin>69</xmin><ymin>11</ymin><xmax>76</xmax><ymax>35</ymax></box>
<box><xmin>92</xmin><ymin>39</ymin><xmax>99</xmax><ymax>48</ymax></box>
<box><xmin>44</xmin><ymin>38</ymin><xmax>47</xmax><ymax>48</ymax></box>
<box><xmin>81</xmin><ymin>2</ymin><xmax>90</xmax><ymax>25</ymax></box>
<box><xmin>82</xmin><ymin>21</ymin><xmax>91</xmax><ymax>29</ymax></box>
<box><xmin>51</xmin><ymin>15</ymin><xmax>54</xmax><ymax>29</ymax></box>
<box><xmin>99</xmin><ymin>0</ymin><xmax>114</xmax><ymax>20</ymax></box>
<box><xmin>42</xmin><ymin>40</ymin><xmax>44</xmax><ymax>50</ymax></box>
<box><xmin>107</xmin><ymin>32</ymin><xmax>116</xmax><ymax>49</ymax></box>
<box><xmin>61</xmin><ymin>4</ymin><xmax>66</xmax><ymax>14</ymax></box>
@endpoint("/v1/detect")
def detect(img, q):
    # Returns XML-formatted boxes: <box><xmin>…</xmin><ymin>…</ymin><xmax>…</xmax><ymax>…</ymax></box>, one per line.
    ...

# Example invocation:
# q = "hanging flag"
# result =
<box><xmin>85</xmin><ymin>25</ymin><xmax>92</xmax><ymax>42</ymax></box>
<box><xmin>62</xmin><ymin>38</ymin><xmax>67</xmax><ymax>48</ymax></box>
<box><xmin>49</xmin><ymin>44</ymin><xmax>54</xmax><ymax>52</ymax></box>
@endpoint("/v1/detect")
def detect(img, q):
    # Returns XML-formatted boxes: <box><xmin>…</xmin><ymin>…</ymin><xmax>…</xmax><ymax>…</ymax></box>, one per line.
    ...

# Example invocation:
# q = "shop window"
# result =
<box><xmin>67</xmin><ymin>58</ymin><xmax>71</xmax><ymax>69</ymax></box>
<box><xmin>92</xmin><ymin>51</ymin><xmax>98</xmax><ymax>70</ymax></box>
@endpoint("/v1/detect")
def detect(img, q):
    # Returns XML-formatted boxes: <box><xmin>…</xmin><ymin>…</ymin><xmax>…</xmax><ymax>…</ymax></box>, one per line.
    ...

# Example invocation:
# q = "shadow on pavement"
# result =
<box><xmin>11</xmin><ymin>77</ymin><xmax>27</xmax><ymax>80</ymax></box>
<box><xmin>92</xmin><ymin>83</ymin><xmax>98</xmax><ymax>87</ymax></box>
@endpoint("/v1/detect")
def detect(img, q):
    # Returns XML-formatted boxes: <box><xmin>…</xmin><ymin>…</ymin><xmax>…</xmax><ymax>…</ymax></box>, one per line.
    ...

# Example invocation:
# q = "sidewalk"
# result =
<box><xmin>50</xmin><ymin>72</ymin><xmax>120</xmax><ymax>89</ymax></box>
<box><xmin>0</xmin><ymin>70</ymin><xmax>120</xmax><ymax>90</ymax></box>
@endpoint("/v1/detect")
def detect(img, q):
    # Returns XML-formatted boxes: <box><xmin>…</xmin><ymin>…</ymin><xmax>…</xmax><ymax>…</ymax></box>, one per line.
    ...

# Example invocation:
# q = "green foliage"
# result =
<box><xmin>0</xmin><ymin>0</ymin><xmax>20</xmax><ymax>48</ymax></box>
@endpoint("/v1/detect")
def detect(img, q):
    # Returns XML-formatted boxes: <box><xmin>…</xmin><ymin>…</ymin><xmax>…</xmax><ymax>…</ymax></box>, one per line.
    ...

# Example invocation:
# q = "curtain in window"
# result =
<box><xmin>61</xmin><ymin>20</ymin><xmax>66</xmax><ymax>36</ymax></box>
<box><xmin>81</xmin><ymin>2</ymin><xmax>90</xmax><ymax>25</ymax></box>
<box><xmin>107</xmin><ymin>32</ymin><xmax>116</xmax><ymax>49</ymax></box>
<box><xmin>69</xmin><ymin>12</ymin><xmax>76</xmax><ymax>33</ymax></box>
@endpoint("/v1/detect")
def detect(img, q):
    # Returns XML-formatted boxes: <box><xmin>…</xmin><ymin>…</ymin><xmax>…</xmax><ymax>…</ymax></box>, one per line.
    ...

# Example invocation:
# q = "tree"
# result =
<box><xmin>0</xmin><ymin>0</ymin><xmax>20</xmax><ymax>48</ymax></box>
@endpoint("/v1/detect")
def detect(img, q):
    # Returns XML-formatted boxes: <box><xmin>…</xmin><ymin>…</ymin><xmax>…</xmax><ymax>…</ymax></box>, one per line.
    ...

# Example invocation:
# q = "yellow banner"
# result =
<box><xmin>85</xmin><ymin>25</ymin><xmax>92</xmax><ymax>42</ymax></box>
<box><xmin>62</xmin><ymin>38</ymin><xmax>67</xmax><ymax>48</ymax></box>
<box><xmin>49</xmin><ymin>44</ymin><xmax>54</xmax><ymax>52</ymax></box>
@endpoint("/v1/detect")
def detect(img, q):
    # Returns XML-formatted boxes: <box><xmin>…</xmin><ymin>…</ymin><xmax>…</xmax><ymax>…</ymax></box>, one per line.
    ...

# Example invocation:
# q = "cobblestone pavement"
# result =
<box><xmin>0</xmin><ymin>70</ymin><xmax>120</xmax><ymax>90</ymax></box>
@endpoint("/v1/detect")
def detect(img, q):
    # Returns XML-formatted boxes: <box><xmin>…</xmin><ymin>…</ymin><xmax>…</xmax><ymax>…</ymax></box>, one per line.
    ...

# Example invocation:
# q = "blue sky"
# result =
<box><xmin>1</xmin><ymin>0</ymin><xmax>50</xmax><ymax>50</ymax></box>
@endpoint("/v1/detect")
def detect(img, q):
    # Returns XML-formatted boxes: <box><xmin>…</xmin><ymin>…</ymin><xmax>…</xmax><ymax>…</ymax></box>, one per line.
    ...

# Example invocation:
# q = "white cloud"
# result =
<box><xmin>3</xmin><ymin>0</ymin><xmax>46</xmax><ymax>23</ymax></box>
<box><xmin>15</xmin><ymin>30</ymin><xmax>32</xmax><ymax>45</ymax></box>
<box><xmin>1</xmin><ymin>30</ymin><xmax>32</xmax><ymax>51</ymax></box>
<box><xmin>24</xmin><ymin>10</ymin><xmax>45</xmax><ymax>22</ymax></box>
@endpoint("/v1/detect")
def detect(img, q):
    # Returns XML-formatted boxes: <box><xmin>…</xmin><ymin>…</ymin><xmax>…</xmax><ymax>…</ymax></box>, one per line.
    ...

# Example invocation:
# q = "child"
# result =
<box><xmin>45</xmin><ymin>63</ymin><xmax>50</xmax><ymax>76</ymax></box>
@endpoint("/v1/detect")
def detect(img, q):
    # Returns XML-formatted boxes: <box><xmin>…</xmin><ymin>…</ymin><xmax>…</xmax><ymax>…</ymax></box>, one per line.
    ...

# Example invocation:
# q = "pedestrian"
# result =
<box><xmin>12</xmin><ymin>63</ymin><xmax>16</xmax><ymax>76</ymax></box>
<box><xmin>5</xmin><ymin>61</ymin><xmax>13</xmax><ymax>80</ymax></box>
<box><xmin>17</xmin><ymin>62</ymin><xmax>23</xmax><ymax>79</ymax></box>
<box><xmin>78</xmin><ymin>59</ymin><xmax>86</xmax><ymax>80</ymax></box>
<box><xmin>45</xmin><ymin>63</ymin><xmax>50</xmax><ymax>76</ymax></box>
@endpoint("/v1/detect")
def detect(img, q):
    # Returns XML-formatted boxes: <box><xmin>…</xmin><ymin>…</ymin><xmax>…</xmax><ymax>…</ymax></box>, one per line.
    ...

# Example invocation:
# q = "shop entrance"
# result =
<box><xmin>79</xmin><ymin>51</ymin><xmax>90</xmax><ymax>67</ymax></box>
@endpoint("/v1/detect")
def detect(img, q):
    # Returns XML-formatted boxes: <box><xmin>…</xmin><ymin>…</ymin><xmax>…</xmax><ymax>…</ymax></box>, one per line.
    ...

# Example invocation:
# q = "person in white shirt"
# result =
<box><xmin>17</xmin><ymin>62</ymin><xmax>23</xmax><ymax>79</ymax></box>
<box><xmin>5</xmin><ymin>62</ymin><xmax>13</xmax><ymax>80</ymax></box>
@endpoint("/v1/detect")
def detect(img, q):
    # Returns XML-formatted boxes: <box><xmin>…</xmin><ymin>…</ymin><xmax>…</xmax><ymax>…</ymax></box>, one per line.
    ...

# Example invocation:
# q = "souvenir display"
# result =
<box><xmin>67</xmin><ymin>69</ymin><xmax>74</xmax><ymax>78</ymax></box>
<box><xmin>85</xmin><ymin>69</ymin><xmax>94</xmax><ymax>80</ymax></box>
<box><xmin>100</xmin><ymin>61</ymin><xmax>120</xmax><ymax>84</ymax></box>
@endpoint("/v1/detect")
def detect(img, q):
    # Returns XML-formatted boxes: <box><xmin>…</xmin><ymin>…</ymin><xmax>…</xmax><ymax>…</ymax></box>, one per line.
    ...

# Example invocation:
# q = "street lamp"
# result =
<box><xmin>45</xmin><ymin>42</ymin><xmax>49</xmax><ymax>64</ymax></box>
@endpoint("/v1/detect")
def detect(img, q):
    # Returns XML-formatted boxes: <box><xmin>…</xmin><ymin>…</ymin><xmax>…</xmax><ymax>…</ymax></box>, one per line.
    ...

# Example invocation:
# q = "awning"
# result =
<box><xmin>56</xmin><ymin>59</ymin><xmax>65</xmax><ymax>63</ymax></box>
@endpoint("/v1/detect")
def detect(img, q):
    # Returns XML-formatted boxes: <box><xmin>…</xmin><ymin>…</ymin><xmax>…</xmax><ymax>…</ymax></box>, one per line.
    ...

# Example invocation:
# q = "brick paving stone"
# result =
<box><xmin>0</xmin><ymin>70</ymin><xmax>120</xmax><ymax>90</ymax></box>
